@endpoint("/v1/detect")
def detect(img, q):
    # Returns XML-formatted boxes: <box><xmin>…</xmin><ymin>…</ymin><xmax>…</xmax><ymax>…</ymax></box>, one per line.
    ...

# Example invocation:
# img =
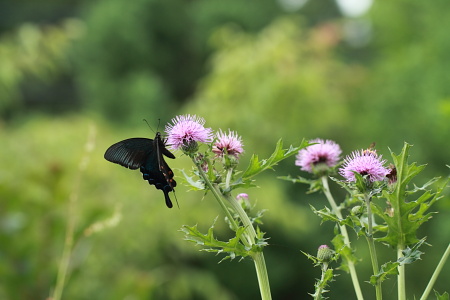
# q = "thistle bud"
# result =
<box><xmin>317</xmin><ymin>245</ymin><xmax>334</xmax><ymax>262</ymax></box>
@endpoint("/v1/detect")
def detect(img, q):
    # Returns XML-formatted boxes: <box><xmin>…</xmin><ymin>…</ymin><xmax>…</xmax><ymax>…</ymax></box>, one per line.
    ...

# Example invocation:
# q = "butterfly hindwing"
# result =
<box><xmin>140</xmin><ymin>150</ymin><xmax>176</xmax><ymax>208</ymax></box>
<box><xmin>104</xmin><ymin>133</ymin><xmax>176</xmax><ymax>208</ymax></box>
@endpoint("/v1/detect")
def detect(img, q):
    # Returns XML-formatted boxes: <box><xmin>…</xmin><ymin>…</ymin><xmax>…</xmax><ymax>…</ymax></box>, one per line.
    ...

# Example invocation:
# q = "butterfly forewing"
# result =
<box><xmin>104</xmin><ymin>138</ymin><xmax>154</xmax><ymax>169</ymax></box>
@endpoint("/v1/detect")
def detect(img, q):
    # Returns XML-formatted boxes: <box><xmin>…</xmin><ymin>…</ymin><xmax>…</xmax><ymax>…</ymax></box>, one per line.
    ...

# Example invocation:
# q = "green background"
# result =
<box><xmin>1</xmin><ymin>0</ymin><xmax>449</xmax><ymax>299</ymax></box>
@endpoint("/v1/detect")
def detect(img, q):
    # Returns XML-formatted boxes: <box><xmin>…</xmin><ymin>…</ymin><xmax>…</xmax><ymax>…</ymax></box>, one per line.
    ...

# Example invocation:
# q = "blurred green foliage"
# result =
<box><xmin>1</xmin><ymin>0</ymin><xmax>449</xmax><ymax>299</ymax></box>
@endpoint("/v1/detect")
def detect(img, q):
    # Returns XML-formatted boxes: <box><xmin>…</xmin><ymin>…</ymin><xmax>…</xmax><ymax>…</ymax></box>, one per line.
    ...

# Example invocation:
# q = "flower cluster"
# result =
<box><xmin>165</xmin><ymin>114</ymin><xmax>244</xmax><ymax>160</ymax></box>
<box><xmin>296</xmin><ymin>138</ymin><xmax>390</xmax><ymax>184</ymax></box>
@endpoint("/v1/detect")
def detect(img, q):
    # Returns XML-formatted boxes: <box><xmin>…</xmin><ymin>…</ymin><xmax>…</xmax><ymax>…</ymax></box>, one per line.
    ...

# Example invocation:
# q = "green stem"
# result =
<box><xmin>253</xmin><ymin>251</ymin><xmax>272</xmax><ymax>300</ymax></box>
<box><xmin>191</xmin><ymin>156</ymin><xmax>242</xmax><ymax>239</ymax></box>
<box><xmin>314</xmin><ymin>262</ymin><xmax>329</xmax><ymax>300</ymax></box>
<box><xmin>224</xmin><ymin>191</ymin><xmax>272</xmax><ymax>300</ymax></box>
<box><xmin>321</xmin><ymin>177</ymin><xmax>364</xmax><ymax>300</ymax></box>
<box><xmin>191</xmin><ymin>156</ymin><xmax>272</xmax><ymax>299</ymax></box>
<box><xmin>364</xmin><ymin>193</ymin><xmax>382</xmax><ymax>300</ymax></box>
<box><xmin>397</xmin><ymin>246</ymin><xmax>406</xmax><ymax>300</ymax></box>
<box><xmin>420</xmin><ymin>243</ymin><xmax>450</xmax><ymax>300</ymax></box>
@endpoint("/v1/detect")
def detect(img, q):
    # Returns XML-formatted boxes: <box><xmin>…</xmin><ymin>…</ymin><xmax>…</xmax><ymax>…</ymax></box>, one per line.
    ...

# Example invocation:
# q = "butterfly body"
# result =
<box><xmin>104</xmin><ymin>132</ymin><xmax>176</xmax><ymax>208</ymax></box>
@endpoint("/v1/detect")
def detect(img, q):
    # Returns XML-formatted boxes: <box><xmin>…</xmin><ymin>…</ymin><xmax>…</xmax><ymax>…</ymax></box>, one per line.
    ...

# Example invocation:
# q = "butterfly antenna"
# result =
<box><xmin>173</xmin><ymin>190</ymin><xmax>180</xmax><ymax>209</ymax></box>
<box><xmin>142</xmin><ymin>119</ymin><xmax>156</xmax><ymax>134</ymax></box>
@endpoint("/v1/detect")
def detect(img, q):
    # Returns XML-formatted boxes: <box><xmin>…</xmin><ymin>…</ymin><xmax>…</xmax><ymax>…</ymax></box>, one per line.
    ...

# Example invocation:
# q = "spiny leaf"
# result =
<box><xmin>181</xmin><ymin>221</ymin><xmax>253</xmax><ymax>262</ymax></box>
<box><xmin>278</xmin><ymin>175</ymin><xmax>323</xmax><ymax>193</ymax></box>
<box><xmin>434</xmin><ymin>291</ymin><xmax>449</xmax><ymax>300</ymax></box>
<box><xmin>240</xmin><ymin>139</ymin><xmax>310</xmax><ymax>181</ymax></box>
<box><xmin>369</xmin><ymin>238</ymin><xmax>426</xmax><ymax>285</ymax></box>
<box><xmin>398</xmin><ymin>237</ymin><xmax>426</xmax><ymax>265</ymax></box>
<box><xmin>331</xmin><ymin>234</ymin><xmax>358</xmax><ymax>266</ymax></box>
<box><xmin>179</xmin><ymin>169</ymin><xmax>205</xmax><ymax>190</ymax></box>
<box><xmin>370</xmin><ymin>261</ymin><xmax>399</xmax><ymax>285</ymax></box>
<box><xmin>310</xmin><ymin>205</ymin><xmax>340</xmax><ymax>224</ymax></box>
<box><xmin>310</xmin><ymin>205</ymin><xmax>363</xmax><ymax>236</ymax></box>
<box><xmin>376</xmin><ymin>143</ymin><xmax>448</xmax><ymax>248</ymax></box>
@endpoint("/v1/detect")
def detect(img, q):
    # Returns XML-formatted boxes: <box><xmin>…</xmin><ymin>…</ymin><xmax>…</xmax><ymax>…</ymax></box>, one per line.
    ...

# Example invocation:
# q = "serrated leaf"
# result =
<box><xmin>434</xmin><ymin>291</ymin><xmax>449</xmax><ymax>300</ymax></box>
<box><xmin>181</xmin><ymin>222</ymin><xmax>253</xmax><ymax>262</ymax></box>
<box><xmin>278</xmin><ymin>175</ymin><xmax>323</xmax><ymax>193</ymax></box>
<box><xmin>370</xmin><ymin>261</ymin><xmax>399</xmax><ymax>285</ymax></box>
<box><xmin>240</xmin><ymin>139</ymin><xmax>310</xmax><ymax>181</ymax></box>
<box><xmin>398</xmin><ymin>238</ymin><xmax>426</xmax><ymax>265</ymax></box>
<box><xmin>179</xmin><ymin>169</ymin><xmax>205</xmax><ymax>190</ymax></box>
<box><xmin>376</xmin><ymin>143</ymin><xmax>448</xmax><ymax>248</ymax></box>
<box><xmin>310</xmin><ymin>205</ymin><xmax>341</xmax><ymax>224</ymax></box>
<box><xmin>369</xmin><ymin>238</ymin><xmax>426</xmax><ymax>286</ymax></box>
<box><xmin>331</xmin><ymin>234</ymin><xmax>358</xmax><ymax>267</ymax></box>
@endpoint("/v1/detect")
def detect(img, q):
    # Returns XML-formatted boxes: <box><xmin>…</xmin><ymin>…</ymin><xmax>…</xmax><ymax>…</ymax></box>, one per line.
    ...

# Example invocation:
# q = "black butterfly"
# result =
<box><xmin>104</xmin><ymin>132</ymin><xmax>177</xmax><ymax>208</ymax></box>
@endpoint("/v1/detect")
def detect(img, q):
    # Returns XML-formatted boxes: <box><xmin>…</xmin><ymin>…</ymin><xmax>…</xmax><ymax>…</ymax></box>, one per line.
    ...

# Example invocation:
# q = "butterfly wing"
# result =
<box><xmin>140</xmin><ymin>150</ymin><xmax>176</xmax><ymax>208</ymax></box>
<box><xmin>104</xmin><ymin>138</ymin><xmax>154</xmax><ymax>169</ymax></box>
<box><xmin>105</xmin><ymin>134</ymin><xmax>177</xmax><ymax>208</ymax></box>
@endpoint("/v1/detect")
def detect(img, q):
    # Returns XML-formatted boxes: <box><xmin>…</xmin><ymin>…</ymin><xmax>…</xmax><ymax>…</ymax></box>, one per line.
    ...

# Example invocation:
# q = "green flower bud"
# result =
<box><xmin>317</xmin><ymin>245</ymin><xmax>334</xmax><ymax>262</ymax></box>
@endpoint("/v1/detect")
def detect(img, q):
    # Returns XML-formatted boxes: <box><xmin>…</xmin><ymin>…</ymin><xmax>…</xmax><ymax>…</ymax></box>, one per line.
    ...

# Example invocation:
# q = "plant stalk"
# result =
<box><xmin>192</xmin><ymin>156</ymin><xmax>272</xmax><ymax>300</ymax></box>
<box><xmin>314</xmin><ymin>262</ymin><xmax>329</xmax><ymax>300</ymax></box>
<box><xmin>321</xmin><ymin>176</ymin><xmax>364</xmax><ymax>300</ymax></box>
<box><xmin>397</xmin><ymin>246</ymin><xmax>406</xmax><ymax>300</ymax></box>
<box><xmin>364</xmin><ymin>193</ymin><xmax>382</xmax><ymax>300</ymax></box>
<box><xmin>420</xmin><ymin>243</ymin><xmax>450</xmax><ymax>300</ymax></box>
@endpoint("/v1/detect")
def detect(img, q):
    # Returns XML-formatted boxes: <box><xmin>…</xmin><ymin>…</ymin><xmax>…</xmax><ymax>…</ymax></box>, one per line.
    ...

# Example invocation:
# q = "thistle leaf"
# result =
<box><xmin>240</xmin><ymin>139</ymin><xmax>310</xmax><ymax>181</ymax></box>
<box><xmin>376</xmin><ymin>143</ymin><xmax>448</xmax><ymax>248</ymax></box>
<box><xmin>434</xmin><ymin>291</ymin><xmax>449</xmax><ymax>300</ymax></box>
<box><xmin>181</xmin><ymin>221</ymin><xmax>254</xmax><ymax>262</ymax></box>
<box><xmin>179</xmin><ymin>169</ymin><xmax>205</xmax><ymax>190</ymax></box>
<box><xmin>369</xmin><ymin>238</ymin><xmax>426</xmax><ymax>285</ymax></box>
<box><xmin>369</xmin><ymin>261</ymin><xmax>399</xmax><ymax>285</ymax></box>
<box><xmin>278</xmin><ymin>175</ymin><xmax>323</xmax><ymax>193</ymax></box>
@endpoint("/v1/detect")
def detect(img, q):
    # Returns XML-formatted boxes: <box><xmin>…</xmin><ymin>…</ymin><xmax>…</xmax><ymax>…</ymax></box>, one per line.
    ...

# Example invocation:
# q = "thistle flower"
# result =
<box><xmin>295</xmin><ymin>139</ymin><xmax>342</xmax><ymax>174</ymax></box>
<box><xmin>339</xmin><ymin>149</ymin><xmax>389</xmax><ymax>183</ymax></box>
<box><xmin>165</xmin><ymin>114</ymin><xmax>213</xmax><ymax>153</ymax></box>
<box><xmin>212</xmin><ymin>129</ymin><xmax>244</xmax><ymax>158</ymax></box>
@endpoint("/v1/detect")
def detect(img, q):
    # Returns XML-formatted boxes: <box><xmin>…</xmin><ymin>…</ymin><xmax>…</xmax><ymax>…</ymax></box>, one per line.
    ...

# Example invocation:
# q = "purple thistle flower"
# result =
<box><xmin>212</xmin><ymin>129</ymin><xmax>244</xmax><ymax>158</ymax></box>
<box><xmin>339</xmin><ymin>149</ymin><xmax>389</xmax><ymax>182</ymax></box>
<box><xmin>295</xmin><ymin>139</ymin><xmax>342</xmax><ymax>173</ymax></box>
<box><xmin>165</xmin><ymin>114</ymin><xmax>213</xmax><ymax>151</ymax></box>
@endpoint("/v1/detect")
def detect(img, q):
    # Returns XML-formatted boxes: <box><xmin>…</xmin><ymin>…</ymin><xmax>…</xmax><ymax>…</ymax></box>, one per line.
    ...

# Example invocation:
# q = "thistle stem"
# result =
<box><xmin>364</xmin><ymin>193</ymin><xmax>382</xmax><ymax>300</ymax></box>
<box><xmin>321</xmin><ymin>176</ymin><xmax>364</xmax><ymax>300</ymax></box>
<box><xmin>191</xmin><ymin>156</ymin><xmax>272</xmax><ymax>300</ymax></box>
<box><xmin>191</xmin><ymin>156</ymin><xmax>241</xmax><ymax>241</ymax></box>
<box><xmin>314</xmin><ymin>262</ymin><xmax>329</xmax><ymax>300</ymax></box>
<box><xmin>420</xmin><ymin>243</ymin><xmax>450</xmax><ymax>300</ymax></box>
<box><xmin>397</xmin><ymin>246</ymin><xmax>406</xmax><ymax>300</ymax></box>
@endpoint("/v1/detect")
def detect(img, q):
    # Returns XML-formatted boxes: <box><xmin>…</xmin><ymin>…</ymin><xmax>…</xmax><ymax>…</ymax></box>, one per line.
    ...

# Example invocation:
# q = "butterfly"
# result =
<box><xmin>104</xmin><ymin>132</ymin><xmax>177</xmax><ymax>208</ymax></box>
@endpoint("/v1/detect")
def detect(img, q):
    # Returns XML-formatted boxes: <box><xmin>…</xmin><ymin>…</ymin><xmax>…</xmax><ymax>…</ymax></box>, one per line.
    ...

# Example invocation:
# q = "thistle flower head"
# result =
<box><xmin>317</xmin><ymin>245</ymin><xmax>334</xmax><ymax>262</ymax></box>
<box><xmin>295</xmin><ymin>139</ymin><xmax>342</xmax><ymax>174</ymax></box>
<box><xmin>212</xmin><ymin>129</ymin><xmax>244</xmax><ymax>158</ymax></box>
<box><xmin>165</xmin><ymin>114</ymin><xmax>213</xmax><ymax>153</ymax></box>
<box><xmin>339</xmin><ymin>149</ymin><xmax>389</xmax><ymax>183</ymax></box>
